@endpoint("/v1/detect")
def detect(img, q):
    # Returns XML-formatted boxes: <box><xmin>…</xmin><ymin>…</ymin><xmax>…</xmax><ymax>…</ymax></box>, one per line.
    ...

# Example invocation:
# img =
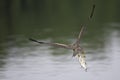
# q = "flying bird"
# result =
<box><xmin>29</xmin><ymin>4</ymin><xmax>95</xmax><ymax>71</ymax></box>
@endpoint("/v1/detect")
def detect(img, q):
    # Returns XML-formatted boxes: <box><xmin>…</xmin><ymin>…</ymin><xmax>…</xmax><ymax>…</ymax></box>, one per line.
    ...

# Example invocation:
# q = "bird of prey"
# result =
<box><xmin>29</xmin><ymin>4</ymin><xmax>95</xmax><ymax>71</ymax></box>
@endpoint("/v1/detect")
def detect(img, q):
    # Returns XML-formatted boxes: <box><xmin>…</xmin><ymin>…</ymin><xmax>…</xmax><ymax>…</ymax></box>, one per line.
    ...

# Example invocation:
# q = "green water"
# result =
<box><xmin>0</xmin><ymin>0</ymin><xmax>120</xmax><ymax>80</ymax></box>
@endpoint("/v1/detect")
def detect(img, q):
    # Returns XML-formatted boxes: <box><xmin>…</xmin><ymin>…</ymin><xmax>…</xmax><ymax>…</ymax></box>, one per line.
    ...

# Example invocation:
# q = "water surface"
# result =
<box><xmin>0</xmin><ymin>23</ymin><xmax>120</xmax><ymax>80</ymax></box>
<box><xmin>0</xmin><ymin>1</ymin><xmax>120</xmax><ymax>80</ymax></box>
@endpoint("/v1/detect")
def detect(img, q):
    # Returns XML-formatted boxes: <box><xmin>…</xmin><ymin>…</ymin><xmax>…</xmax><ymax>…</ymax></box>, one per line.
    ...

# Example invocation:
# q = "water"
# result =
<box><xmin>0</xmin><ymin>1</ymin><xmax>120</xmax><ymax>80</ymax></box>
<box><xmin>0</xmin><ymin>23</ymin><xmax>120</xmax><ymax>80</ymax></box>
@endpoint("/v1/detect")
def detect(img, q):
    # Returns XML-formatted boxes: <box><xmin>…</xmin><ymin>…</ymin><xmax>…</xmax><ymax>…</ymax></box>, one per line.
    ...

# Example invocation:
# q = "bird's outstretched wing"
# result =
<box><xmin>75</xmin><ymin>4</ymin><xmax>95</xmax><ymax>44</ymax></box>
<box><xmin>89</xmin><ymin>4</ymin><xmax>96</xmax><ymax>19</ymax></box>
<box><xmin>75</xmin><ymin>25</ymin><xmax>85</xmax><ymax>44</ymax></box>
<box><xmin>29</xmin><ymin>38</ymin><xmax>72</xmax><ymax>49</ymax></box>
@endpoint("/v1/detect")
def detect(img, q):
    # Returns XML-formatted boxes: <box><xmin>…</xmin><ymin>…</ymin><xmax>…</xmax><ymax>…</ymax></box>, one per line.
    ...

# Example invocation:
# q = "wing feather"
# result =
<box><xmin>29</xmin><ymin>38</ymin><xmax>72</xmax><ymax>49</ymax></box>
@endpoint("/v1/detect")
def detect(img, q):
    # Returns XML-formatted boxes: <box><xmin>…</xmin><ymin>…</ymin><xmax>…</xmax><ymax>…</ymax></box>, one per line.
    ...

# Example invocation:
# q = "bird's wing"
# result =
<box><xmin>75</xmin><ymin>4</ymin><xmax>95</xmax><ymax>44</ymax></box>
<box><xmin>29</xmin><ymin>38</ymin><xmax>72</xmax><ymax>49</ymax></box>
<box><xmin>89</xmin><ymin>4</ymin><xmax>96</xmax><ymax>19</ymax></box>
<box><xmin>76</xmin><ymin>25</ymin><xmax>85</xmax><ymax>44</ymax></box>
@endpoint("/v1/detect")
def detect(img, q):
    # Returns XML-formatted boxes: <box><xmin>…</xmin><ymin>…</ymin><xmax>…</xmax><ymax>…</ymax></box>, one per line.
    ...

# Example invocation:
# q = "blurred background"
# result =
<box><xmin>0</xmin><ymin>0</ymin><xmax>120</xmax><ymax>80</ymax></box>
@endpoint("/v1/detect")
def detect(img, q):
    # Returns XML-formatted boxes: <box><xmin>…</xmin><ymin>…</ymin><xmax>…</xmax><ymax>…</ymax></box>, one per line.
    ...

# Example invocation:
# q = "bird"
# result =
<box><xmin>29</xmin><ymin>4</ymin><xmax>95</xmax><ymax>71</ymax></box>
<box><xmin>29</xmin><ymin>25</ymin><xmax>87</xmax><ymax>71</ymax></box>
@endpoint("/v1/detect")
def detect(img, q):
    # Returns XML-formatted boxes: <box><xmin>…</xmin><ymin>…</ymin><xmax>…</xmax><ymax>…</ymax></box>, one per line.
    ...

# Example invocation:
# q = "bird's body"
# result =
<box><xmin>72</xmin><ymin>41</ymin><xmax>87</xmax><ymax>71</ymax></box>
